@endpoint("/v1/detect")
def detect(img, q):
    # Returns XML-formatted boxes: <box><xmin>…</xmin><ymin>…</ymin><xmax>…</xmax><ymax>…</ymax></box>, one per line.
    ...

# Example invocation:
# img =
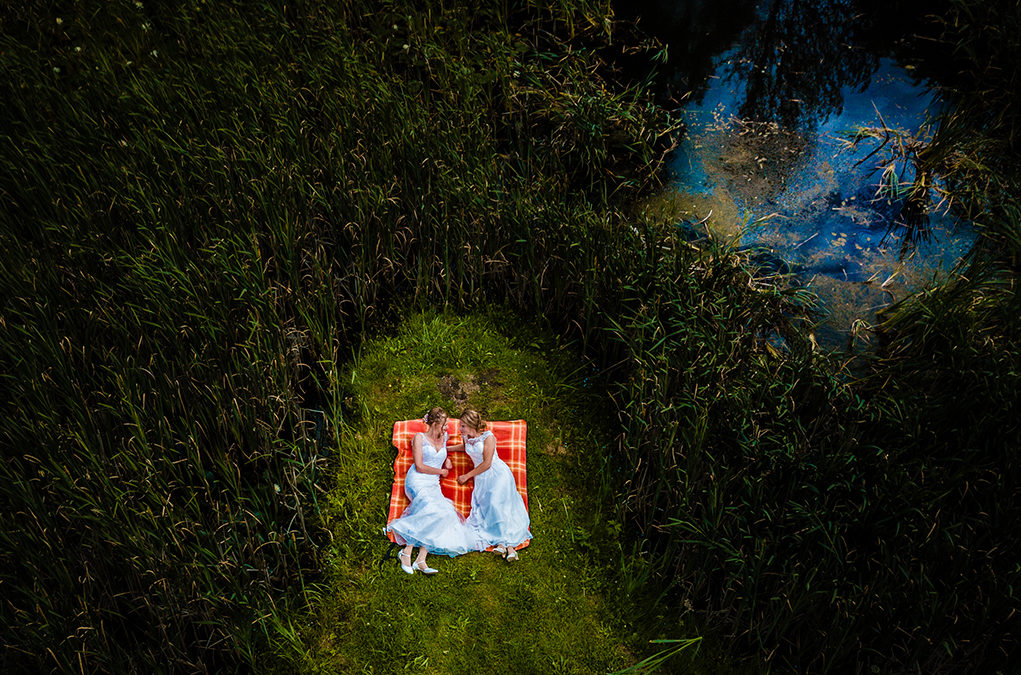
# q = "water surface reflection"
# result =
<box><xmin>627</xmin><ymin>0</ymin><xmax>974</xmax><ymax>348</ymax></box>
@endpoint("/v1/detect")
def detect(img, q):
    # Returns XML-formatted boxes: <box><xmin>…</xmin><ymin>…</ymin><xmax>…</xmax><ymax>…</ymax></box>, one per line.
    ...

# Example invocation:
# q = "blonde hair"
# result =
<box><xmin>459</xmin><ymin>409</ymin><xmax>487</xmax><ymax>432</ymax></box>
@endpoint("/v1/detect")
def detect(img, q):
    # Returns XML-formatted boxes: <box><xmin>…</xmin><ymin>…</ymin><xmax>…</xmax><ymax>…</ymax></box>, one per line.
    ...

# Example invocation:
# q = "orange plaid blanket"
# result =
<box><xmin>386</xmin><ymin>418</ymin><xmax>530</xmax><ymax>550</ymax></box>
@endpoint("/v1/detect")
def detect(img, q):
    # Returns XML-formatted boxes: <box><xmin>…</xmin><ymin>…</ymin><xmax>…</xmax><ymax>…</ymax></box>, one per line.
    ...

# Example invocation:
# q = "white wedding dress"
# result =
<box><xmin>386</xmin><ymin>431</ymin><xmax>476</xmax><ymax>556</ymax></box>
<box><xmin>464</xmin><ymin>430</ymin><xmax>532</xmax><ymax>548</ymax></box>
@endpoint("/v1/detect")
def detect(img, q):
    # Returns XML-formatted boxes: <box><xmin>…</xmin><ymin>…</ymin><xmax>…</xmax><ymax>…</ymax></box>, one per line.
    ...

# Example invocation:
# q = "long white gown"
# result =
<box><xmin>464</xmin><ymin>430</ymin><xmax>532</xmax><ymax>548</ymax></box>
<box><xmin>386</xmin><ymin>431</ymin><xmax>476</xmax><ymax>556</ymax></box>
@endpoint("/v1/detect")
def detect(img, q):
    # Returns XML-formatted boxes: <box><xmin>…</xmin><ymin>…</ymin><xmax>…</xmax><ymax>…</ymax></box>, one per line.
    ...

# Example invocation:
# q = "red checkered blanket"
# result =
<box><xmin>386</xmin><ymin>418</ymin><xmax>530</xmax><ymax>550</ymax></box>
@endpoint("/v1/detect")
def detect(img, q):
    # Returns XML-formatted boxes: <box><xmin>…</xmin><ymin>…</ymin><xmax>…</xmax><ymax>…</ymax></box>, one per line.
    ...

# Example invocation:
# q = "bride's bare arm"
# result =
<box><xmin>457</xmin><ymin>435</ymin><xmax>496</xmax><ymax>483</ymax></box>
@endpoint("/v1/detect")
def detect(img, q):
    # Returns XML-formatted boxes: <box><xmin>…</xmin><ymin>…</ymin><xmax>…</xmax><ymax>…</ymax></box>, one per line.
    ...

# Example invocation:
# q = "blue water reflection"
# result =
<box><xmin>661</xmin><ymin>1</ymin><xmax>975</xmax><ymax>347</ymax></box>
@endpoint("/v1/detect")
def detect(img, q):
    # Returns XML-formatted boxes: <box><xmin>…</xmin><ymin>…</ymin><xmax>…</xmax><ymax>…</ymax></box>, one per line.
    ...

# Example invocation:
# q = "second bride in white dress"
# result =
<box><xmin>455</xmin><ymin>409</ymin><xmax>532</xmax><ymax>561</ymax></box>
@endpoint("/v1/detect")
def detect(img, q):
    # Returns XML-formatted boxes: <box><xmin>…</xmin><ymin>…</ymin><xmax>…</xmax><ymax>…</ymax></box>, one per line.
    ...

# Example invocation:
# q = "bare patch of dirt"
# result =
<box><xmin>438</xmin><ymin>374</ymin><xmax>480</xmax><ymax>408</ymax></box>
<box><xmin>438</xmin><ymin>367</ymin><xmax>510</xmax><ymax>414</ymax></box>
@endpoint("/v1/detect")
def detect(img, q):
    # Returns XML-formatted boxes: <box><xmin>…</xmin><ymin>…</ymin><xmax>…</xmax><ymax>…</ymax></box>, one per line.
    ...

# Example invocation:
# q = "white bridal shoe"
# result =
<box><xmin>414</xmin><ymin>561</ymin><xmax>439</xmax><ymax>575</ymax></box>
<box><xmin>399</xmin><ymin>552</ymin><xmax>415</xmax><ymax>574</ymax></box>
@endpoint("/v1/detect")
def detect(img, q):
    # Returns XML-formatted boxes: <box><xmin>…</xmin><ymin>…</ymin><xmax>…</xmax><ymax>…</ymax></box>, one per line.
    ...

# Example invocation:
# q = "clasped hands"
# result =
<box><xmin>437</xmin><ymin>459</ymin><xmax>473</xmax><ymax>484</ymax></box>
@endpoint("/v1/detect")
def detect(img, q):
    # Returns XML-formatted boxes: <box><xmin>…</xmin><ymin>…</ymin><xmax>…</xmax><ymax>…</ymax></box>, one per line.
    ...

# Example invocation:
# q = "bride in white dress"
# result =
<box><xmin>386</xmin><ymin>407</ymin><xmax>475</xmax><ymax>574</ymax></box>
<box><xmin>454</xmin><ymin>409</ymin><xmax>532</xmax><ymax>561</ymax></box>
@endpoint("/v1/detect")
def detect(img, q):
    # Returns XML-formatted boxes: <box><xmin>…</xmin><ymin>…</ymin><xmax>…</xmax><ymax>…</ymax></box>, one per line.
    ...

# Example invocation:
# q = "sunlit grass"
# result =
<box><xmin>263</xmin><ymin>311</ymin><xmax>642</xmax><ymax>672</ymax></box>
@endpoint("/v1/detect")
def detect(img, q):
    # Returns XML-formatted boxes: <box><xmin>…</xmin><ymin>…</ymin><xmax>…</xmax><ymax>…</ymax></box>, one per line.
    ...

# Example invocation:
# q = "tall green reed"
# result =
<box><xmin>4</xmin><ymin>0</ymin><xmax>1016</xmax><ymax>671</ymax></box>
<box><xmin>0</xmin><ymin>0</ymin><xmax>674</xmax><ymax>669</ymax></box>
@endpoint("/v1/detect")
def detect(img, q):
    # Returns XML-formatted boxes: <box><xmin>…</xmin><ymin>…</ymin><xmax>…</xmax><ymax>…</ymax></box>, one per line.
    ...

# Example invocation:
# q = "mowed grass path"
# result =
<box><xmin>270</xmin><ymin>311</ymin><xmax>641</xmax><ymax>672</ymax></box>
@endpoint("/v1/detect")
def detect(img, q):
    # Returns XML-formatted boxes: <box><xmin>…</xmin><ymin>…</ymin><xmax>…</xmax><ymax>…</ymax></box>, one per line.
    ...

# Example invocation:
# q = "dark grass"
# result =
<box><xmin>0</xmin><ymin>1</ymin><xmax>676</xmax><ymax>670</ymax></box>
<box><xmin>1</xmin><ymin>0</ymin><xmax>1019</xmax><ymax>672</ymax></box>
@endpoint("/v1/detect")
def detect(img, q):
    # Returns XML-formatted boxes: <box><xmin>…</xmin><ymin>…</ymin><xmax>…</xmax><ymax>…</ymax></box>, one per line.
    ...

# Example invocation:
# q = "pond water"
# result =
<box><xmin>627</xmin><ymin>0</ymin><xmax>975</xmax><ymax>349</ymax></box>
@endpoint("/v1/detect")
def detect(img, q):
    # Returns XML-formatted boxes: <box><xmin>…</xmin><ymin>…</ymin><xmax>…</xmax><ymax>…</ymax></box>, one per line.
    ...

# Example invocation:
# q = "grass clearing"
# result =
<box><xmin>269</xmin><ymin>310</ymin><xmax>631</xmax><ymax>672</ymax></box>
<box><xmin>262</xmin><ymin>310</ymin><xmax>730</xmax><ymax>673</ymax></box>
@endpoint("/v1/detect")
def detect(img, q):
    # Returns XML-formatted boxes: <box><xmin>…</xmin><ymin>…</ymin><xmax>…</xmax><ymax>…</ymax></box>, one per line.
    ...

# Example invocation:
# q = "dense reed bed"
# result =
<box><xmin>1</xmin><ymin>0</ymin><xmax>1017</xmax><ymax>672</ymax></box>
<box><xmin>600</xmin><ymin>2</ymin><xmax>1021</xmax><ymax>669</ymax></box>
<box><xmin>0</xmin><ymin>0</ymin><xmax>672</xmax><ymax>670</ymax></box>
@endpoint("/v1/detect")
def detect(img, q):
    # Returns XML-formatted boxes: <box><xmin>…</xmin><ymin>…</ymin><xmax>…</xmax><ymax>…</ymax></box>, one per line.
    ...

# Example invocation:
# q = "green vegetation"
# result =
<box><xmin>266</xmin><ymin>310</ymin><xmax>663</xmax><ymax>672</ymax></box>
<box><xmin>0</xmin><ymin>0</ymin><xmax>674</xmax><ymax>670</ymax></box>
<box><xmin>1</xmin><ymin>0</ymin><xmax>1018</xmax><ymax>672</ymax></box>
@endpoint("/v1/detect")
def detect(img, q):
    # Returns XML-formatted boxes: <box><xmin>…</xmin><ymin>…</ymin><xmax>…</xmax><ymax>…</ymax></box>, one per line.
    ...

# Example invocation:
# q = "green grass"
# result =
<box><xmin>2</xmin><ymin>0</ymin><xmax>1019</xmax><ymax>672</ymax></box>
<box><xmin>0</xmin><ymin>1</ymin><xmax>675</xmax><ymax>669</ymax></box>
<box><xmin>261</xmin><ymin>310</ymin><xmax>734</xmax><ymax>673</ymax></box>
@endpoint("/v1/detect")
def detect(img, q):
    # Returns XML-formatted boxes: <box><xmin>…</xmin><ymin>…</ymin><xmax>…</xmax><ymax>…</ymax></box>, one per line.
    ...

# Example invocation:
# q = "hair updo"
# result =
<box><xmin>424</xmin><ymin>407</ymin><xmax>448</xmax><ymax>427</ymax></box>
<box><xmin>459</xmin><ymin>409</ymin><xmax>487</xmax><ymax>432</ymax></box>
